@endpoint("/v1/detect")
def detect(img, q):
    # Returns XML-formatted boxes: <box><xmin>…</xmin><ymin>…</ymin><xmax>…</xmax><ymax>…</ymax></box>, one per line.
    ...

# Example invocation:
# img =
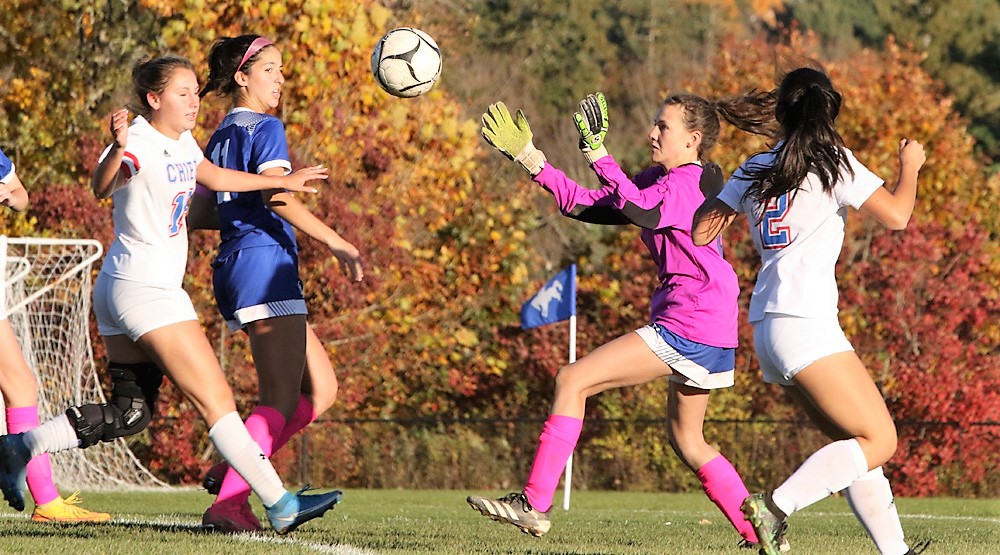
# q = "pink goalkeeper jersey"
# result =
<box><xmin>533</xmin><ymin>156</ymin><xmax>739</xmax><ymax>348</ymax></box>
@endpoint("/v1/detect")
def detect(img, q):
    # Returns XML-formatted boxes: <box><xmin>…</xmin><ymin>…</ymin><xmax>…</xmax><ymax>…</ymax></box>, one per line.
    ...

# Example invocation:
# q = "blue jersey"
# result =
<box><xmin>0</xmin><ymin>148</ymin><xmax>13</xmax><ymax>183</ymax></box>
<box><xmin>204</xmin><ymin>108</ymin><xmax>297</xmax><ymax>257</ymax></box>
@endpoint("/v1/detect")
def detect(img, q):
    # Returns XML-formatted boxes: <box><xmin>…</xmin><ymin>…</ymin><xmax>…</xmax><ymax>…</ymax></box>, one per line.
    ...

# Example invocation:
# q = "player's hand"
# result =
<box><xmin>899</xmin><ymin>138</ymin><xmax>926</xmax><ymax>171</ymax></box>
<box><xmin>574</xmin><ymin>92</ymin><xmax>609</xmax><ymax>164</ymax></box>
<box><xmin>481</xmin><ymin>101</ymin><xmax>546</xmax><ymax>175</ymax></box>
<box><xmin>698</xmin><ymin>162</ymin><xmax>724</xmax><ymax>199</ymax></box>
<box><xmin>328</xmin><ymin>237</ymin><xmax>364</xmax><ymax>282</ymax></box>
<box><xmin>109</xmin><ymin>108</ymin><xmax>129</xmax><ymax>149</ymax></box>
<box><xmin>281</xmin><ymin>165</ymin><xmax>327</xmax><ymax>193</ymax></box>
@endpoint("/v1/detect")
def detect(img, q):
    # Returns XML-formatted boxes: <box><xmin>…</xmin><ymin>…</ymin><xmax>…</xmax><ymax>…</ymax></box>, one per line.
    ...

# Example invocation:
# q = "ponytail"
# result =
<box><xmin>201</xmin><ymin>34</ymin><xmax>266</xmax><ymax>99</ymax></box>
<box><xmin>741</xmin><ymin>67</ymin><xmax>852</xmax><ymax>209</ymax></box>
<box><xmin>664</xmin><ymin>91</ymin><xmax>775</xmax><ymax>161</ymax></box>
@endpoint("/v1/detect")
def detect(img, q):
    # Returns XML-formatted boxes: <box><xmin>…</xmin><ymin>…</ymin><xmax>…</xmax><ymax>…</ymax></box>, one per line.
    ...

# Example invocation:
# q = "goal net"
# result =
<box><xmin>1</xmin><ymin>236</ymin><xmax>168</xmax><ymax>489</ymax></box>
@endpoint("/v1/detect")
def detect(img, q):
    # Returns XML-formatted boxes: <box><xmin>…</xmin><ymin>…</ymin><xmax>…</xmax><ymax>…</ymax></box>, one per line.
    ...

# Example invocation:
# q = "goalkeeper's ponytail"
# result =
<box><xmin>663</xmin><ymin>92</ymin><xmax>776</xmax><ymax>161</ymax></box>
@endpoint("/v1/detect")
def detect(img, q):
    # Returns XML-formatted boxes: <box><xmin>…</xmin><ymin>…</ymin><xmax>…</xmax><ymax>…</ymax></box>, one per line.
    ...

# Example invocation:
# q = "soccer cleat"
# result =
<box><xmin>242</xmin><ymin>501</ymin><xmax>262</xmax><ymax>530</ymax></box>
<box><xmin>466</xmin><ymin>492</ymin><xmax>551</xmax><ymax>537</ymax></box>
<box><xmin>265</xmin><ymin>487</ymin><xmax>342</xmax><ymax>535</ymax></box>
<box><xmin>202</xmin><ymin>461</ymin><xmax>229</xmax><ymax>495</ymax></box>
<box><xmin>31</xmin><ymin>491</ymin><xmax>111</xmax><ymax>523</ymax></box>
<box><xmin>741</xmin><ymin>493</ymin><xmax>789</xmax><ymax>555</ymax></box>
<box><xmin>0</xmin><ymin>434</ymin><xmax>31</xmax><ymax>512</ymax></box>
<box><xmin>738</xmin><ymin>536</ymin><xmax>791</xmax><ymax>553</ymax></box>
<box><xmin>203</xmin><ymin>499</ymin><xmax>263</xmax><ymax>533</ymax></box>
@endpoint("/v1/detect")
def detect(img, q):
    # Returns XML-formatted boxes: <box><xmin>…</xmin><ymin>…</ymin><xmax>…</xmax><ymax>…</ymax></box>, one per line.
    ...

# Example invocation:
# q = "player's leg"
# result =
<box><xmin>0</xmin><ymin>319</ymin><xmax>109</xmax><ymax>522</ymax></box>
<box><xmin>0</xmin><ymin>320</ymin><xmax>38</xmax><ymax>407</ymax></box>
<box><xmin>469</xmin><ymin>331</ymin><xmax>672</xmax><ymax>535</ymax></box>
<box><xmin>272</xmin><ymin>324</ymin><xmax>338</xmax><ymax>452</ymax></box>
<box><xmin>784</xmin><ymin>385</ymin><xmax>910</xmax><ymax>554</ymax></box>
<box><xmin>202</xmin><ymin>326</ymin><xmax>333</xmax><ymax>503</ymax></box>
<box><xmin>206</xmin><ymin>315</ymin><xmax>304</xmax><ymax>521</ymax></box>
<box><xmin>774</xmin><ymin>351</ymin><xmax>897</xmax><ymax>511</ymax></box>
<box><xmin>139</xmin><ymin>320</ymin><xmax>341</xmax><ymax>534</ymax></box>
<box><xmin>745</xmin><ymin>317</ymin><xmax>898</xmax><ymax>554</ymax></box>
<box><xmin>668</xmin><ymin>382</ymin><xmax>758</xmax><ymax>544</ymax></box>
<box><xmin>247</xmin><ymin>315</ymin><xmax>308</xmax><ymax>418</ymax></box>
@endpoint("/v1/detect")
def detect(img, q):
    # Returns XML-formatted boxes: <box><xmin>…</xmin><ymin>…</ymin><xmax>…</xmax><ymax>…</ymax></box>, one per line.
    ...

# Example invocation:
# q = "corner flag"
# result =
<box><xmin>520</xmin><ymin>265</ymin><xmax>576</xmax><ymax>329</ymax></box>
<box><xmin>519</xmin><ymin>264</ymin><xmax>579</xmax><ymax>510</ymax></box>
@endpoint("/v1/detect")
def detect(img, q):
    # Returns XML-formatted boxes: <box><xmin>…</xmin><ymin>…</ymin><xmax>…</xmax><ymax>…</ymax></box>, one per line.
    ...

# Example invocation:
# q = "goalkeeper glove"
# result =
<box><xmin>481</xmin><ymin>102</ymin><xmax>546</xmax><ymax>175</ymax></box>
<box><xmin>574</xmin><ymin>92</ymin><xmax>609</xmax><ymax>164</ymax></box>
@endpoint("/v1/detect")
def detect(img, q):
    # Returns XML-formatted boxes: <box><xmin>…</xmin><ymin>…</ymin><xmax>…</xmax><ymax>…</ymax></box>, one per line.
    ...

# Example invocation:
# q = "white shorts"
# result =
<box><xmin>93</xmin><ymin>272</ymin><xmax>198</xmax><ymax>341</ymax></box>
<box><xmin>752</xmin><ymin>313</ymin><xmax>855</xmax><ymax>385</ymax></box>
<box><xmin>634</xmin><ymin>324</ymin><xmax>735</xmax><ymax>390</ymax></box>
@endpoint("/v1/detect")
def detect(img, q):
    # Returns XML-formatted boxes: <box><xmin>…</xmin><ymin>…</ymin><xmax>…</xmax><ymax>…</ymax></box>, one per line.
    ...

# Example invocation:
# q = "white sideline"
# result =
<box><xmin>647</xmin><ymin>507</ymin><xmax>1000</xmax><ymax>524</ymax></box>
<box><xmin>0</xmin><ymin>514</ymin><xmax>376</xmax><ymax>555</ymax></box>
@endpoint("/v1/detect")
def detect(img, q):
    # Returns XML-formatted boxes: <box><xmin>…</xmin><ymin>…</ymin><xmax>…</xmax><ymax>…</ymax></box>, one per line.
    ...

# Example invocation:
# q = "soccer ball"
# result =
<box><xmin>371</xmin><ymin>27</ymin><xmax>442</xmax><ymax>98</ymax></box>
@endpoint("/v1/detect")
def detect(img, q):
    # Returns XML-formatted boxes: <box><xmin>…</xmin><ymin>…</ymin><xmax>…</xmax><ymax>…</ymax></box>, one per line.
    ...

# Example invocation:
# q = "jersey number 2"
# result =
<box><xmin>759</xmin><ymin>193</ymin><xmax>791</xmax><ymax>249</ymax></box>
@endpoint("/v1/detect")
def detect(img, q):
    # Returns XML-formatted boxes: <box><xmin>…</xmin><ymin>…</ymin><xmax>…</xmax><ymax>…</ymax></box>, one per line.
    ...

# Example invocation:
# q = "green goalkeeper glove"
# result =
<box><xmin>574</xmin><ymin>92</ymin><xmax>609</xmax><ymax>164</ymax></box>
<box><xmin>481</xmin><ymin>101</ymin><xmax>546</xmax><ymax>175</ymax></box>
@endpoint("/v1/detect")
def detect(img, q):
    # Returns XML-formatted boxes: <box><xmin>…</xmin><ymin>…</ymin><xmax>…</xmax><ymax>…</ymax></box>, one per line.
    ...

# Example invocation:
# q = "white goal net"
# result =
<box><xmin>1</xmin><ymin>236</ymin><xmax>168</xmax><ymax>489</ymax></box>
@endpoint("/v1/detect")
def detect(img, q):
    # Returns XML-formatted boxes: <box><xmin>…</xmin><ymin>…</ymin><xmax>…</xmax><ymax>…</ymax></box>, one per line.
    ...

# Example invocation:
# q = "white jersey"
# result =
<box><xmin>99</xmin><ymin>116</ymin><xmax>204</xmax><ymax>287</ymax></box>
<box><xmin>717</xmin><ymin>146</ymin><xmax>883</xmax><ymax>322</ymax></box>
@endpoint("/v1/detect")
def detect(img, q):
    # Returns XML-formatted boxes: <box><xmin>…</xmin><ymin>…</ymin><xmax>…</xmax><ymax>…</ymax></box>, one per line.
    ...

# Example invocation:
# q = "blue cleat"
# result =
<box><xmin>265</xmin><ymin>487</ymin><xmax>342</xmax><ymax>535</ymax></box>
<box><xmin>0</xmin><ymin>434</ymin><xmax>31</xmax><ymax>511</ymax></box>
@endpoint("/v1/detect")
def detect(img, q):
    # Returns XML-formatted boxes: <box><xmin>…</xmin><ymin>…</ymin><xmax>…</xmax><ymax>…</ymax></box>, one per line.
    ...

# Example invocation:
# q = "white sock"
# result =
<box><xmin>846</xmin><ymin>467</ymin><xmax>909</xmax><ymax>555</ymax></box>
<box><xmin>22</xmin><ymin>414</ymin><xmax>80</xmax><ymax>457</ymax></box>
<box><xmin>771</xmin><ymin>438</ymin><xmax>869</xmax><ymax>516</ymax></box>
<box><xmin>208</xmin><ymin>411</ymin><xmax>286</xmax><ymax>507</ymax></box>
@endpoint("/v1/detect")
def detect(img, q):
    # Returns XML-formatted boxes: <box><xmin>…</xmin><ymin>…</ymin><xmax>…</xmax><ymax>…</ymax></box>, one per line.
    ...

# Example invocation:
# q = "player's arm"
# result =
<box><xmin>692</xmin><ymin>197</ymin><xmax>738</xmax><ymax>246</ymax></box>
<box><xmin>260</xmin><ymin>168</ymin><xmax>363</xmax><ymax>281</ymax></box>
<box><xmin>195</xmin><ymin>159</ymin><xmax>326</xmax><ymax>194</ymax></box>
<box><xmin>858</xmin><ymin>139</ymin><xmax>925</xmax><ymax>230</ymax></box>
<box><xmin>186</xmin><ymin>187</ymin><xmax>219</xmax><ymax>231</ymax></box>
<box><xmin>0</xmin><ymin>172</ymin><xmax>29</xmax><ymax>212</ymax></box>
<box><xmin>92</xmin><ymin>109</ymin><xmax>130</xmax><ymax>199</ymax></box>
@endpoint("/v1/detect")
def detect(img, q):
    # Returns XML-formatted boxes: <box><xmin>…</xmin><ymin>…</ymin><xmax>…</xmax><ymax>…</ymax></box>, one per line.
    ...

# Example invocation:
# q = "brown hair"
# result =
<box><xmin>129</xmin><ymin>55</ymin><xmax>196</xmax><ymax>118</ymax></box>
<box><xmin>201</xmin><ymin>35</ymin><xmax>272</xmax><ymax>99</ymax></box>
<box><xmin>740</xmin><ymin>67</ymin><xmax>852</xmax><ymax>206</ymax></box>
<box><xmin>663</xmin><ymin>91</ymin><xmax>777</xmax><ymax>160</ymax></box>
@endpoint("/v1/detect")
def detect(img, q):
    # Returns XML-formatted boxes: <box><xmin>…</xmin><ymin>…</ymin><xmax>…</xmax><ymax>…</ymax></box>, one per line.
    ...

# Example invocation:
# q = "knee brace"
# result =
<box><xmin>66</xmin><ymin>361</ymin><xmax>164</xmax><ymax>448</ymax></box>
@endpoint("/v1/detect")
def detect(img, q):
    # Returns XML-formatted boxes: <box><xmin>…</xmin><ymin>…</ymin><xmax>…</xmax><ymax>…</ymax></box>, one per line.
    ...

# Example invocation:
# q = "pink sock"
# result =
<box><xmin>5</xmin><ymin>406</ymin><xmax>59</xmax><ymax>506</ymax></box>
<box><xmin>523</xmin><ymin>414</ymin><xmax>583</xmax><ymax>512</ymax></box>
<box><xmin>697</xmin><ymin>455</ymin><xmax>758</xmax><ymax>543</ymax></box>
<box><xmin>272</xmin><ymin>395</ymin><xmax>318</xmax><ymax>452</ymax></box>
<box><xmin>214</xmin><ymin>405</ymin><xmax>285</xmax><ymax>506</ymax></box>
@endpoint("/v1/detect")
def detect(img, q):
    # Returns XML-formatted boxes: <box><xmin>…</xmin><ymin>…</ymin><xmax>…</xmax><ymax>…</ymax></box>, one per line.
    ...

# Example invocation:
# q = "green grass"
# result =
<box><xmin>0</xmin><ymin>489</ymin><xmax>997</xmax><ymax>554</ymax></box>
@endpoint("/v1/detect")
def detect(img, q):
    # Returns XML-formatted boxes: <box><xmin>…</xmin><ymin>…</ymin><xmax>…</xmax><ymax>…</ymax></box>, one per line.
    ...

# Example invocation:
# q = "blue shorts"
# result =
<box><xmin>212</xmin><ymin>244</ymin><xmax>307</xmax><ymax>331</ymax></box>
<box><xmin>634</xmin><ymin>323</ymin><xmax>735</xmax><ymax>390</ymax></box>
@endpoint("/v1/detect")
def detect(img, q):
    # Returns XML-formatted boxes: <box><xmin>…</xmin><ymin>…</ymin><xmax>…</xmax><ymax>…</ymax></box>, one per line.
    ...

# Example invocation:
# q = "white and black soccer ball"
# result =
<box><xmin>371</xmin><ymin>27</ymin><xmax>442</xmax><ymax>98</ymax></box>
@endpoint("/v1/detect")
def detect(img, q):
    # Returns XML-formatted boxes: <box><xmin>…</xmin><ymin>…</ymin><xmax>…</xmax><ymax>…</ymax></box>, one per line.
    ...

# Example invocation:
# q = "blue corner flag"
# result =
<box><xmin>520</xmin><ymin>265</ymin><xmax>576</xmax><ymax>329</ymax></box>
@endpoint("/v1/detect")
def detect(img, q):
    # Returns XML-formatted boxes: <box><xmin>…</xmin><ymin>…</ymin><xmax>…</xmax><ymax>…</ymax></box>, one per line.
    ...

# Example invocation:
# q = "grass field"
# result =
<box><xmin>0</xmin><ymin>488</ymin><xmax>997</xmax><ymax>554</ymax></box>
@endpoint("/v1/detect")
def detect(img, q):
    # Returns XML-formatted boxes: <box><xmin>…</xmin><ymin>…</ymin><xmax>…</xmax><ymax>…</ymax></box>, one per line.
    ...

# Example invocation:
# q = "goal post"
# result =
<box><xmin>1</xmin><ymin>236</ymin><xmax>168</xmax><ymax>490</ymax></box>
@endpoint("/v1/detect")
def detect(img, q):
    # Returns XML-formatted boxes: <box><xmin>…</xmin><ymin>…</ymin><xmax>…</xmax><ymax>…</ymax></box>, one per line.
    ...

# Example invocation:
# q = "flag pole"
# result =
<box><xmin>562</xmin><ymin>265</ymin><xmax>577</xmax><ymax>511</ymax></box>
<box><xmin>562</xmin><ymin>313</ymin><xmax>576</xmax><ymax>511</ymax></box>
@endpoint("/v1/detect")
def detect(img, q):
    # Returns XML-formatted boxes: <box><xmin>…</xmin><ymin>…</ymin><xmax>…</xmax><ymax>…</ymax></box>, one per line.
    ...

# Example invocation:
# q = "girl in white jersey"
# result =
<box><xmin>692</xmin><ymin>67</ymin><xmax>927</xmax><ymax>555</ymax></box>
<box><xmin>189</xmin><ymin>34</ymin><xmax>364</xmax><ymax>533</ymax></box>
<box><xmin>0</xmin><ymin>56</ymin><xmax>339</xmax><ymax>535</ymax></box>
<box><xmin>0</xmin><ymin>150</ymin><xmax>109</xmax><ymax>522</ymax></box>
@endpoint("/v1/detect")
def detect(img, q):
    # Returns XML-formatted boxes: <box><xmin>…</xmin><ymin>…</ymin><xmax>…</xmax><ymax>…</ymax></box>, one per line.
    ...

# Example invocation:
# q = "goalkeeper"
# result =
<box><xmin>466</xmin><ymin>91</ymin><xmax>779</xmax><ymax>549</ymax></box>
<box><xmin>0</xmin><ymin>147</ymin><xmax>110</xmax><ymax>523</ymax></box>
